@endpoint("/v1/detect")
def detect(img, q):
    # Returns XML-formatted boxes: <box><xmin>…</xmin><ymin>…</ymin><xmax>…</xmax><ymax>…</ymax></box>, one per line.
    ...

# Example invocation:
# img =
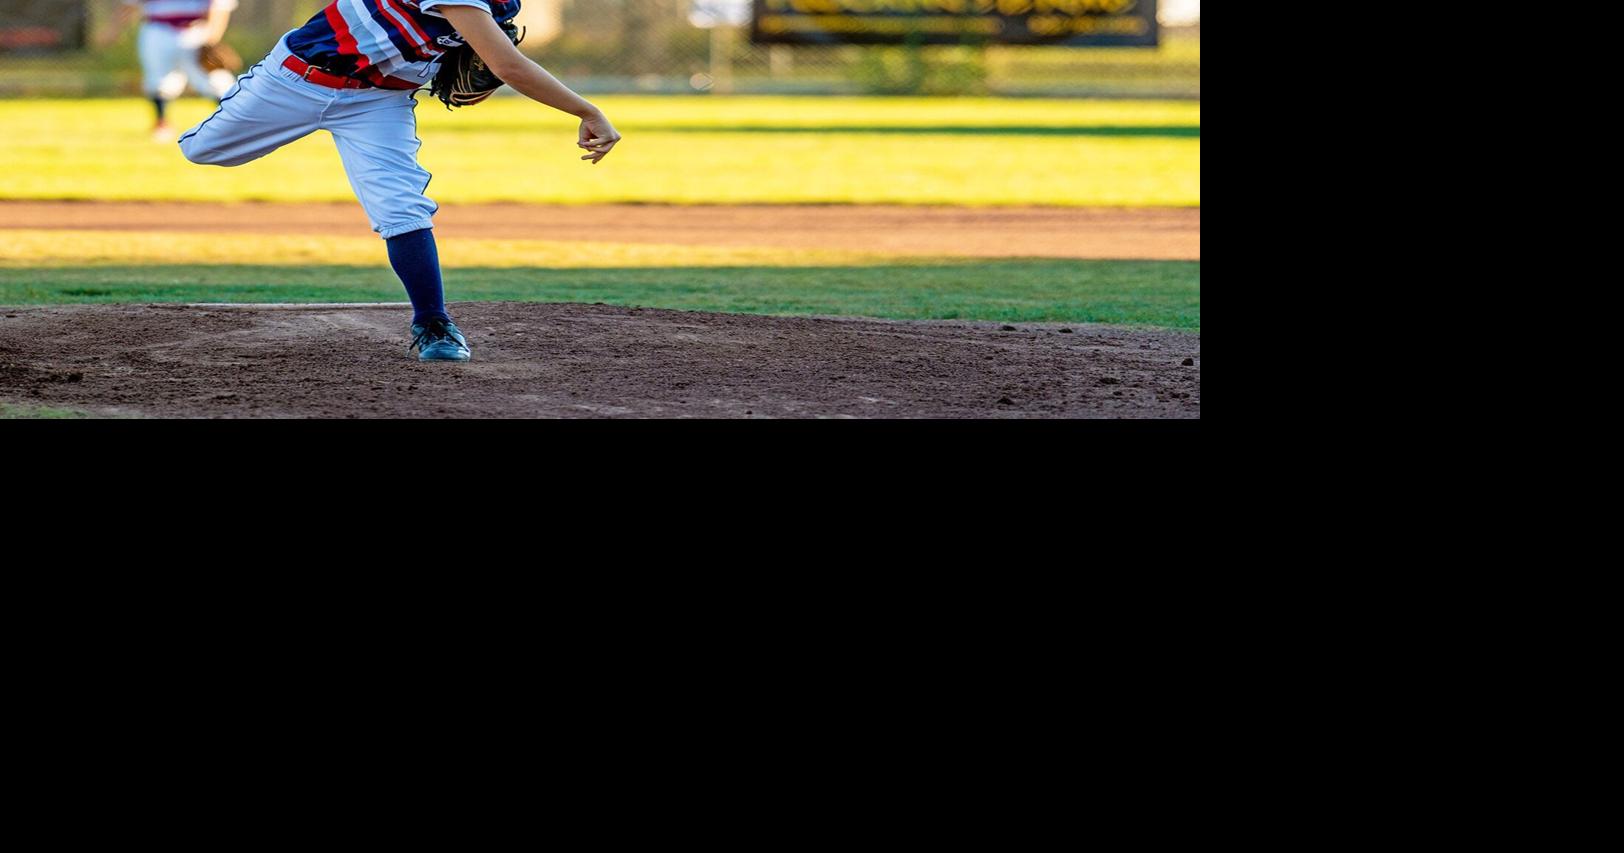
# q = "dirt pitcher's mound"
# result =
<box><xmin>0</xmin><ymin>303</ymin><xmax>1200</xmax><ymax>419</ymax></box>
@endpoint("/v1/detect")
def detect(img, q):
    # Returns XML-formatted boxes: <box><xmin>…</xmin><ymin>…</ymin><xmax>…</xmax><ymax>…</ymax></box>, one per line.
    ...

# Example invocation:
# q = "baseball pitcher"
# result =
<box><xmin>177</xmin><ymin>1</ymin><xmax>621</xmax><ymax>362</ymax></box>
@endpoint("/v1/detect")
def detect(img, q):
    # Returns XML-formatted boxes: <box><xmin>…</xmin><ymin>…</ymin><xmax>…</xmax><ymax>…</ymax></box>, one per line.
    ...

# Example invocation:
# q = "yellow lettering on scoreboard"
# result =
<box><xmin>753</xmin><ymin>0</ymin><xmax>1156</xmax><ymax>45</ymax></box>
<box><xmin>761</xmin><ymin>0</ymin><xmax>1140</xmax><ymax>11</ymax></box>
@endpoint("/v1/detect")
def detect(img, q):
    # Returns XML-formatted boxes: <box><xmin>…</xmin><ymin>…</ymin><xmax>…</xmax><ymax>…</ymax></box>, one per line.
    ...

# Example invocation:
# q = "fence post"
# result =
<box><xmin>710</xmin><ymin>24</ymin><xmax>734</xmax><ymax>94</ymax></box>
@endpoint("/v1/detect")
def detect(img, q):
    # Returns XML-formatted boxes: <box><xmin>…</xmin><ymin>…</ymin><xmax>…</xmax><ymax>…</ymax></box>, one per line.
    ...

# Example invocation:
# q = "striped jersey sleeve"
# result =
<box><xmin>286</xmin><ymin>0</ymin><xmax>521</xmax><ymax>85</ymax></box>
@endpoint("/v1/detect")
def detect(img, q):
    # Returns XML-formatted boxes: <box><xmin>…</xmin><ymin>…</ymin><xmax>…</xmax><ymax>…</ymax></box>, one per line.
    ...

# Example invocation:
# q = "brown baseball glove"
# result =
<box><xmin>199</xmin><ymin>43</ymin><xmax>243</xmax><ymax>75</ymax></box>
<box><xmin>429</xmin><ymin>21</ymin><xmax>525</xmax><ymax>109</ymax></box>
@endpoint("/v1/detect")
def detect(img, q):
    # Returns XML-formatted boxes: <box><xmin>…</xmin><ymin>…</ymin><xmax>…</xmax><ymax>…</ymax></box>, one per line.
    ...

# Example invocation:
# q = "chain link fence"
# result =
<box><xmin>0</xmin><ymin>0</ymin><xmax>1199</xmax><ymax>98</ymax></box>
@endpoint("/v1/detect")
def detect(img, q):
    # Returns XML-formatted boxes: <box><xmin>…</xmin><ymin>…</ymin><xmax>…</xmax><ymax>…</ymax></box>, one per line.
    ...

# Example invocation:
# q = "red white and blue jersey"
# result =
<box><xmin>125</xmin><ymin>0</ymin><xmax>235</xmax><ymax>28</ymax></box>
<box><xmin>287</xmin><ymin>1</ymin><xmax>521</xmax><ymax>86</ymax></box>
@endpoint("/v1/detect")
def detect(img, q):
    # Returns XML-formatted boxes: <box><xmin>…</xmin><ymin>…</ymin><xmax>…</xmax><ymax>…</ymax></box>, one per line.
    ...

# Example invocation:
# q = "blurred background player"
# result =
<box><xmin>100</xmin><ymin>0</ymin><xmax>238</xmax><ymax>141</ymax></box>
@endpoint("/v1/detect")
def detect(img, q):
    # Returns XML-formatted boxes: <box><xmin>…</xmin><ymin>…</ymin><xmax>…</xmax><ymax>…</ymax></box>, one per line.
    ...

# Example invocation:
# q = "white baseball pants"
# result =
<box><xmin>178</xmin><ymin>38</ymin><xmax>437</xmax><ymax>239</ymax></box>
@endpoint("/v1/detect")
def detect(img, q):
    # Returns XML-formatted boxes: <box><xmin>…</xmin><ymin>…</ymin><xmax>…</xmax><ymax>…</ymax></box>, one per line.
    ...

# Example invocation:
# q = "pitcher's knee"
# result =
<box><xmin>178</xmin><ymin>133</ymin><xmax>214</xmax><ymax>164</ymax></box>
<box><xmin>371</xmin><ymin>193</ymin><xmax>438</xmax><ymax>240</ymax></box>
<box><xmin>179</xmin><ymin>133</ymin><xmax>235</xmax><ymax>166</ymax></box>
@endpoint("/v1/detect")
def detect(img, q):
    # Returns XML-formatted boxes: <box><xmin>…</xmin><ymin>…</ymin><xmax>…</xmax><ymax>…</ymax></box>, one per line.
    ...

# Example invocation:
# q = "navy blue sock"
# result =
<box><xmin>152</xmin><ymin>98</ymin><xmax>167</xmax><ymax>122</ymax></box>
<box><xmin>386</xmin><ymin>228</ymin><xmax>448</xmax><ymax>325</ymax></box>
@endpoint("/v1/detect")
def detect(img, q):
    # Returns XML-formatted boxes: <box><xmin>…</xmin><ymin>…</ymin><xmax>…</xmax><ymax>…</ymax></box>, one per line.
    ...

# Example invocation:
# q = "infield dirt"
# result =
<box><xmin>0</xmin><ymin>303</ymin><xmax>1199</xmax><ymax>418</ymax></box>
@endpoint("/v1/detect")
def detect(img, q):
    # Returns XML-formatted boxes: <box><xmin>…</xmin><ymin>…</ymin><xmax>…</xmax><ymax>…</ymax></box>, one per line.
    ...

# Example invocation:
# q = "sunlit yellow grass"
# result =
<box><xmin>0</xmin><ymin>96</ymin><xmax>1200</xmax><ymax>207</ymax></box>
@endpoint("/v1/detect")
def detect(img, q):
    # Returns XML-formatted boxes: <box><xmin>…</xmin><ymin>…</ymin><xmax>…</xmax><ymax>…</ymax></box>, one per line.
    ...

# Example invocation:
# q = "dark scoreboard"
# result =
<box><xmin>751</xmin><ymin>0</ymin><xmax>1160</xmax><ymax>47</ymax></box>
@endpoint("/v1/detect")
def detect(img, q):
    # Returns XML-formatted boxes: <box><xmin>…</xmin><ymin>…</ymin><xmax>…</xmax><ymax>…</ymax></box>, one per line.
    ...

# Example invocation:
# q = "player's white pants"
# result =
<box><xmin>178</xmin><ymin>39</ymin><xmax>437</xmax><ymax>240</ymax></box>
<box><xmin>139</xmin><ymin>22</ymin><xmax>228</xmax><ymax>100</ymax></box>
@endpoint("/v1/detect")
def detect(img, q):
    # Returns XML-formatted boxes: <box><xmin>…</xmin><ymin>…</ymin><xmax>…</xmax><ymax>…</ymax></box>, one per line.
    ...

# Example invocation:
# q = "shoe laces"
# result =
<box><xmin>410</xmin><ymin>319</ymin><xmax>455</xmax><ymax>352</ymax></box>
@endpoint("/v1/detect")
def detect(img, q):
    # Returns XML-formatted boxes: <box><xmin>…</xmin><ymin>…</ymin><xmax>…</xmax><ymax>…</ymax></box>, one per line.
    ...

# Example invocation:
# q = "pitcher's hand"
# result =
<box><xmin>578</xmin><ymin>111</ymin><xmax>622</xmax><ymax>165</ymax></box>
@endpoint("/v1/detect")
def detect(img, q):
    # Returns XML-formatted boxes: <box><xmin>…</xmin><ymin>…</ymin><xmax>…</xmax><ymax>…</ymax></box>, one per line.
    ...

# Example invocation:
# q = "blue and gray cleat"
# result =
<box><xmin>409</xmin><ymin>319</ymin><xmax>472</xmax><ymax>362</ymax></box>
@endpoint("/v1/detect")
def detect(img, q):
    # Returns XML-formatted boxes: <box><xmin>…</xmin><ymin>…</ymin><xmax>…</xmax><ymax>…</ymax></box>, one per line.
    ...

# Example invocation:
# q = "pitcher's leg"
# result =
<box><xmin>328</xmin><ymin>94</ymin><xmax>467</xmax><ymax>360</ymax></box>
<box><xmin>179</xmin><ymin>61</ymin><xmax>324</xmax><ymax>167</ymax></box>
<box><xmin>385</xmin><ymin>229</ymin><xmax>448</xmax><ymax>325</ymax></box>
<box><xmin>329</xmin><ymin>95</ymin><xmax>438</xmax><ymax>239</ymax></box>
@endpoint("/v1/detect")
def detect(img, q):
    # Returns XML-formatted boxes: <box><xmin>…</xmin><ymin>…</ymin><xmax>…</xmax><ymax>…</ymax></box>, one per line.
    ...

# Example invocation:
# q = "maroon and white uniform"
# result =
<box><xmin>124</xmin><ymin>0</ymin><xmax>238</xmax><ymax>98</ymax></box>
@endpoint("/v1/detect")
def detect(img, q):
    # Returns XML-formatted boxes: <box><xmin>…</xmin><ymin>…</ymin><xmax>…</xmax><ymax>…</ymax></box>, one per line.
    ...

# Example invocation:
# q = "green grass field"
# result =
<box><xmin>0</xmin><ymin>401</ymin><xmax>97</xmax><ymax>420</ymax></box>
<box><xmin>0</xmin><ymin>96</ymin><xmax>1199</xmax><ymax>207</ymax></box>
<box><xmin>0</xmin><ymin>230</ymin><xmax>1199</xmax><ymax>327</ymax></box>
<box><xmin>0</xmin><ymin>262</ymin><xmax>1197</xmax><ymax>327</ymax></box>
<box><xmin>1</xmin><ymin>95</ymin><xmax>1198</xmax><ymax>329</ymax></box>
